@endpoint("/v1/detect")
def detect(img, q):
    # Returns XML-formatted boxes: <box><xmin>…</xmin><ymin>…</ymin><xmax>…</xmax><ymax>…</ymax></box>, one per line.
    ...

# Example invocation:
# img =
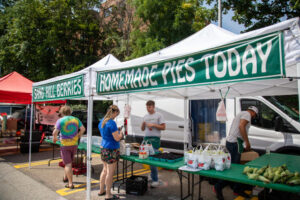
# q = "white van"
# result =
<box><xmin>116</xmin><ymin>99</ymin><xmax>186</xmax><ymax>153</ymax></box>
<box><xmin>115</xmin><ymin>95</ymin><xmax>300</xmax><ymax>155</ymax></box>
<box><xmin>226</xmin><ymin>96</ymin><xmax>300</xmax><ymax>155</ymax></box>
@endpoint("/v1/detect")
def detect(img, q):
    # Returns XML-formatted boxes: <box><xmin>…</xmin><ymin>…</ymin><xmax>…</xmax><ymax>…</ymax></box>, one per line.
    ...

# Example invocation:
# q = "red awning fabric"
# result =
<box><xmin>0</xmin><ymin>71</ymin><xmax>65</xmax><ymax>104</ymax></box>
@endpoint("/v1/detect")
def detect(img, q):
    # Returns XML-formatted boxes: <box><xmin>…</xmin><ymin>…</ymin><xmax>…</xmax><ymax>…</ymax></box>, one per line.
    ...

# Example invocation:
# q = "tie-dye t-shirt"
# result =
<box><xmin>55</xmin><ymin>116</ymin><xmax>83</xmax><ymax>146</ymax></box>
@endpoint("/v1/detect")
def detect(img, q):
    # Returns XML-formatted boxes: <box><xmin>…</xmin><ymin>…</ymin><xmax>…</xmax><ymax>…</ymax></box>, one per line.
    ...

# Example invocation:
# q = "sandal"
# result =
<box><xmin>105</xmin><ymin>194</ymin><xmax>120</xmax><ymax>200</ymax></box>
<box><xmin>63</xmin><ymin>177</ymin><xmax>68</xmax><ymax>183</ymax></box>
<box><xmin>65</xmin><ymin>184</ymin><xmax>74</xmax><ymax>189</ymax></box>
<box><xmin>98</xmin><ymin>191</ymin><xmax>106</xmax><ymax>196</ymax></box>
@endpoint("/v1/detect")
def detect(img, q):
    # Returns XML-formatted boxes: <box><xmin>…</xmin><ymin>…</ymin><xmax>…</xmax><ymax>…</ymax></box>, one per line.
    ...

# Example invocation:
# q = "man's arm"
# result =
<box><xmin>141</xmin><ymin>121</ymin><xmax>146</xmax><ymax>131</ymax></box>
<box><xmin>239</xmin><ymin>119</ymin><xmax>251</xmax><ymax>151</ymax></box>
<box><xmin>52</xmin><ymin>128</ymin><xmax>59</xmax><ymax>143</ymax></box>
<box><xmin>146</xmin><ymin>123</ymin><xmax>166</xmax><ymax>130</ymax></box>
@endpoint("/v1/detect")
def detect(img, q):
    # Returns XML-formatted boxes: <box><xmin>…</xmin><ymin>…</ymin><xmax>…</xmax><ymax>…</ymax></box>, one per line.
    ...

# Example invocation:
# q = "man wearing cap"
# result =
<box><xmin>214</xmin><ymin>106</ymin><xmax>258</xmax><ymax>200</ymax></box>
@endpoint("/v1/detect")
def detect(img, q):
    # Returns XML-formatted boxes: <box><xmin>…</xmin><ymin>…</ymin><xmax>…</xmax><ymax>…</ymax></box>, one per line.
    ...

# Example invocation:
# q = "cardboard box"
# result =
<box><xmin>198</xmin><ymin>123</ymin><xmax>211</xmax><ymax>141</ymax></box>
<box><xmin>240</xmin><ymin>150</ymin><xmax>259</xmax><ymax>164</ymax></box>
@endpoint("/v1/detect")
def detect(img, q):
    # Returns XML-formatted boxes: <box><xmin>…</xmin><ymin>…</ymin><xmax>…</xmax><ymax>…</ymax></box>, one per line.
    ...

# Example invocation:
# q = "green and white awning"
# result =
<box><xmin>33</xmin><ymin>75</ymin><xmax>84</xmax><ymax>102</ymax></box>
<box><xmin>96</xmin><ymin>32</ymin><xmax>285</xmax><ymax>95</ymax></box>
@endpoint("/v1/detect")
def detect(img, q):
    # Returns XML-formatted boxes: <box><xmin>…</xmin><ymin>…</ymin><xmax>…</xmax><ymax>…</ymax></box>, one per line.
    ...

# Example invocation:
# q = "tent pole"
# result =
<box><xmin>29</xmin><ymin>103</ymin><xmax>33</xmax><ymax>169</ymax></box>
<box><xmin>184</xmin><ymin>97</ymin><xmax>188</xmax><ymax>151</ymax></box>
<box><xmin>24</xmin><ymin>105</ymin><xmax>28</xmax><ymax>132</ymax></box>
<box><xmin>86</xmin><ymin>68</ymin><xmax>93</xmax><ymax>200</ymax></box>
<box><xmin>297</xmin><ymin>63</ymin><xmax>300</xmax><ymax>121</ymax></box>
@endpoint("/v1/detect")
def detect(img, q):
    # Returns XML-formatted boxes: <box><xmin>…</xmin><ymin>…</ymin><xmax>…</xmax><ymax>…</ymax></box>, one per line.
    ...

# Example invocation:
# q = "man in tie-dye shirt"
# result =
<box><xmin>53</xmin><ymin>106</ymin><xmax>85</xmax><ymax>189</ymax></box>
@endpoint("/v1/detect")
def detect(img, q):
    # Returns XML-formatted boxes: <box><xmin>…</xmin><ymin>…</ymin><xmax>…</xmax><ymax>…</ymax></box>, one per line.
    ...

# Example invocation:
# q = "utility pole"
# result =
<box><xmin>218</xmin><ymin>0</ymin><xmax>222</xmax><ymax>27</ymax></box>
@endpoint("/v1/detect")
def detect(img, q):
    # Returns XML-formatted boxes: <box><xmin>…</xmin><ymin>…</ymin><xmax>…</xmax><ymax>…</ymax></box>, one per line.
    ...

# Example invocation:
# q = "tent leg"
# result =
<box><xmin>29</xmin><ymin>103</ymin><xmax>33</xmax><ymax>169</ymax></box>
<box><xmin>86</xmin><ymin>68</ymin><xmax>93</xmax><ymax>200</ymax></box>
<box><xmin>297</xmin><ymin>63</ymin><xmax>300</xmax><ymax>121</ymax></box>
<box><xmin>184</xmin><ymin>97</ymin><xmax>188</xmax><ymax>151</ymax></box>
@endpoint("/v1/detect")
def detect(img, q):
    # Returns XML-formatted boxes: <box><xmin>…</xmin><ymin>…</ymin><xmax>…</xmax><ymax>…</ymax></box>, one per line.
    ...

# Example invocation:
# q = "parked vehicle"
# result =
<box><xmin>226</xmin><ymin>96</ymin><xmax>300</xmax><ymax>155</ymax></box>
<box><xmin>115</xmin><ymin>95</ymin><xmax>300</xmax><ymax>155</ymax></box>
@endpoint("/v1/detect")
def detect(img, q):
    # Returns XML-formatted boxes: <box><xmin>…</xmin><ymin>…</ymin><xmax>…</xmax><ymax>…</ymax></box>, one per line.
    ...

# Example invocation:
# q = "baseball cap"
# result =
<box><xmin>248</xmin><ymin>106</ymin><xmax>258</xmax><ymax>115</ymax></box>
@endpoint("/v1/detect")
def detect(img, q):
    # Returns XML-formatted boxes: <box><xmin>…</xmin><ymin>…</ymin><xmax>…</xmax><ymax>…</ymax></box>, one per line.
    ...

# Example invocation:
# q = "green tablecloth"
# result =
<box><xmin>186</xmin><ymin>160</ymin><xmax>300</xmax><ymax>193</ymax></box>
<box><xmin>120</xmin><ymin>155</ymin><xmax>184</xmax><ymax>171</ymax></box>
<box><xmin>45</xmin><ymin>138</ymin><xmax>61</xmax><ymax>145</ymax></box>
<box><xmin>185</xmin><ymin>163</ymin><xmax>300</xmax><ymax>193</ymax></box>
<box><xmin>44</xmin><ymin>139</ymin><xmax>101</xmax><ymax>154</ymax></box>
<box><xmin>246</xmin><ymin>153</ymin><xmax>300</xmax><ymax>173</ymax></box>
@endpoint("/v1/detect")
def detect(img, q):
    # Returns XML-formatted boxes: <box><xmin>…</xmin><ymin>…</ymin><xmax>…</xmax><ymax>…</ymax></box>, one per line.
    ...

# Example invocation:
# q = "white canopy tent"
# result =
<box><xmin>32</xmin><ymin>54</ymin><xmax>121</xmax><ymax>100</ymax></box>
<box><xmin>96</xmin><ymin>17</ymin><xmax>300</xmax><ymax>101</ymax></box>
<box><xmin>32</xmin><ymin>17</ymin><xmax>300</xmax><ymax>200</ymax></box>
<box><xmin>31</xmin><ymin>54</ymin><xmax>121</xmax><ymax>199</ymax></box>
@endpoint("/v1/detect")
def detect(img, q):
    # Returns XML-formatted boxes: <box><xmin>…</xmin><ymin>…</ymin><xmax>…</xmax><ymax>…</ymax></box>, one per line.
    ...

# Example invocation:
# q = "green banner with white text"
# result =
<box><xmin>33</xmin><ymin>75</ymin><xmax>84</xmax><ymax>102</ymax></box>
<box><xmin>97</xmin><ymin>32</ymin><xmax>284</xmax><ymax>95</ymax></box>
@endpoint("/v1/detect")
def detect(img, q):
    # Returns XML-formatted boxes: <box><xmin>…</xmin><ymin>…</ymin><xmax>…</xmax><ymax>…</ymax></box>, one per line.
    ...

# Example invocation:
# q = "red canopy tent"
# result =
<box><xmin>0</xmin><ymin>71</ymin><xmax>65</xmax><ymax>104</ymax></box>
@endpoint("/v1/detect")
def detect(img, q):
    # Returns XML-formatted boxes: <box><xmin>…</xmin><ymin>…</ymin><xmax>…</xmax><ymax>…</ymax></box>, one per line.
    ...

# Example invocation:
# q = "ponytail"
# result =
<box><xmin>102</xmin><ymin>105</ymin><xmax>120</xmax><ymax>128</ymax></box>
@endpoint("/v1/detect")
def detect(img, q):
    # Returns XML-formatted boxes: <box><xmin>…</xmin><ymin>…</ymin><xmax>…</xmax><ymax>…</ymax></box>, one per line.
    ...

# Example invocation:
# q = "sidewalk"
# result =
<box><xmin>0</xmin><ymin>157</ymin><xmax>66</xmax><ymax>200</ymax></box>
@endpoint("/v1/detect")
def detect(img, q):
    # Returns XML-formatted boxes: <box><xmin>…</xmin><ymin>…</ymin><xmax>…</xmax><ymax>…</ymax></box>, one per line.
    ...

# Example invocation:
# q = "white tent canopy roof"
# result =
<box><xmin>33</xmin><ymin>54</ymin><xmax>121</xmax><ymax>100</ymax></box>
<box><xmin>105</xmin><ymin>18</ymin><xmax>300</xmax><ymax>72</ymax></box>
<box><xmin>97</xmin><ymin>17</ymin><xmax>300</xmax><ymax>101</ymax></box>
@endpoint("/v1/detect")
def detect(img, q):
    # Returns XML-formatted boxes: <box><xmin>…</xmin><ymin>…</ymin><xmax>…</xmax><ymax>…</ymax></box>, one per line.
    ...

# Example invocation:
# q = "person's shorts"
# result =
<box><xmin>60</xmin><ymin>145</ymin><xmax>77</xmax><ymax>165</ymax></box>
<box><xmin>100</xmin><ymin>147</ymin><xmax>120</xmax><ymax>164</ymax></box>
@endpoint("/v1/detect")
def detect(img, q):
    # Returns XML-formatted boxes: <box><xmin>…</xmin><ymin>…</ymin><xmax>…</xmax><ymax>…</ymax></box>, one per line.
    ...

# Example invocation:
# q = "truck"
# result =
<box><xmin>115</xmin><ymin>95</ymin><xmax>300</xmax><ymax>155</ymax></box>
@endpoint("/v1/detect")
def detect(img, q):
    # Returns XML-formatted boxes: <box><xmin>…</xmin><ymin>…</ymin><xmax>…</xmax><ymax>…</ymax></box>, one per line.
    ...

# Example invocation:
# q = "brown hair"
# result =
<box><xmin>146</xmin><ymin>100</ymin><xmax>155</xmax><ymax>106</ymax></box>
<box><xmin>59</xmin><ymin>105</ymin><xmax>72</xmax><ymax>116</ymax></box>
<box><xmin>102</xmin><ymin>105</ymin><xmax>120</xmax><ymax>128</ymax></box>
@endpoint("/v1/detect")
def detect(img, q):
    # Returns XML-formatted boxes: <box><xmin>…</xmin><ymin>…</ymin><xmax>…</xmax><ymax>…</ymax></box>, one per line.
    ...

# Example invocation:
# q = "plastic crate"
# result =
<box><xmin>126</xmin><ymin>176</ymin><xmax>148</xmax><ymax>195</ymax></box>
<box><xmin>58</xmin><ymin>161</ymin><xmax>87</xmax><ymax>175</ymax></box>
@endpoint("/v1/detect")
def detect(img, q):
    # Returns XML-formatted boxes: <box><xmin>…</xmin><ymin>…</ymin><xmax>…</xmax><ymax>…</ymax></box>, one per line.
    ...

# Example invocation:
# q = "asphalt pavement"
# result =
<box><xmin>0</xmin><ymin>143</ymin><xmax>238</xmax><ymax>200</ymax></box>
<box><xmin>1</xmin><ymin>142</ymin><xmax>298</xmax><ymax>200</ymax></box>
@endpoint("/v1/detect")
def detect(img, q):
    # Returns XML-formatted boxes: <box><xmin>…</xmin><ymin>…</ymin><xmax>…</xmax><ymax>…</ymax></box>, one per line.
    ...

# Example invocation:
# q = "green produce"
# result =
<box><xmin>243</xmin><ymin>164</ymin><xmax>300</xmax><ymax>185</ymax></box>
<box><xmin>257</xmin><ymin>166</ymin><xmax>267</xmax><ymax>175</ymax></box>
<box><xmin>247</xmin><ymin>173</ymin><xmax>259</xmax><ymax>180</ymax></box>
<box><xmin>273</xmin><ymin>174</ymin><xmax>281</xmax><ymax>183</ymax></box>
<box><xmin>258</xmin><ymin>175</ymin><xmax>270</xmax><ymax>183</ymax></box>
<box><xmin>282</xmin><ymin>164</ymin><xmax>287</xmax><ymax>170</ymax></box>
<box><xmin>253</xmin><ymin>168</ymin><xmax>258</xmax><ymax>174</ymax></box>
<box><xmin>287</xmin><ymin>178</ymin><xmax>300</xmax><ymax>185</ymax></box>
<box><xmin>268</xmin><ymin>172</ymin><xmax>274</xmax><ymax>180</ymax></box>
<box><xmin>243</xmin><ymin>166</ymin><xmax>250</xmax><ymax>174</ymax></box>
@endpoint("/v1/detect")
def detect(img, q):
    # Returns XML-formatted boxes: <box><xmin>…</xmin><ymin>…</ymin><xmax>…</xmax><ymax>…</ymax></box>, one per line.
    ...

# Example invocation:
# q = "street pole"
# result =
<box><xmin>218</xmin><ymin>0</ymin><xmax>222</xmax><ymax>27</ymax></box>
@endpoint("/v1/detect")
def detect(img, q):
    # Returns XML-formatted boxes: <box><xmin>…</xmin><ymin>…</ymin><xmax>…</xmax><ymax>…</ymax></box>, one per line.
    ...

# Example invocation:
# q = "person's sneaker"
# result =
<box><xmin>150</xmin><ymin>181</ymin><xmax>160</xmax><ymax>188</ymax></box>
<box><xmin>213</xmin><ymin>185</ymin><xmax>224</xmax><ymax>200</ymax></box>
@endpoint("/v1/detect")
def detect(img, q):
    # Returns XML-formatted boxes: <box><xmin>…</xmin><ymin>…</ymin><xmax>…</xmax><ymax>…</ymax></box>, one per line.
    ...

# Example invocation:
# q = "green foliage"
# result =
<box><xmin>128</xmin><ymin>0</ymin><xmax>216</xmax><ymax>59</ymax></box>
<box><xmin>0</xmin><ymin>0</ymin><xmax>218</xmax><ymax>79</ymax></box>
<box><xmin>0</xmin><ymin>0</ymin><xmax>103</xmax><ymax>81</ymax></box>
<box><xmin>101</xmin><ymin>0</ymin><xmax>134</xmax><ymax>60</ymax></box>
<box><xmin>219</xmin><ymin>0</ymin><xmax>300</xmax><ymax>32</ymax></box>
<box><xmin>70</xmin><ymin>104</ymin><xmax>87</xmax><ymax>111</ymax></box>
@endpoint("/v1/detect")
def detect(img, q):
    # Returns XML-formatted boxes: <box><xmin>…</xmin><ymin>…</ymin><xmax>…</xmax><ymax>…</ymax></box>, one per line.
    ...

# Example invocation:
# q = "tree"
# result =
<box><xmin>211</xmin><ymin>0</ymin><xmax>300</xmax><ymax>32</ymax></box>
<box><xmin>0</xmin><ymin>0</ymin><xmax>104</xmax><ymax>81</ymax></box>
<box><xmin>100</xmin><ymin>0</ymin><xmax>135</xmax><ymax>60</ymax></box>
<box><xmin>128</xmin><ymin>0</ymin><xmax>216</xmax><ymax>59</ymax></box>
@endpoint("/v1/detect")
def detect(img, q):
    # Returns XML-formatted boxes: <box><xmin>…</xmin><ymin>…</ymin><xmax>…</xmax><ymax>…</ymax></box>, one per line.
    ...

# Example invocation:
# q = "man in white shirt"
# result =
<box><xmin>141</xmin><ymin>100</ymin><xmax>165</xmax><ymax>188</ymax></box>
<box><xmin>214</xmin><ymin>106</ymin><xmax>258</xmax><ymax>200</ymax></box>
